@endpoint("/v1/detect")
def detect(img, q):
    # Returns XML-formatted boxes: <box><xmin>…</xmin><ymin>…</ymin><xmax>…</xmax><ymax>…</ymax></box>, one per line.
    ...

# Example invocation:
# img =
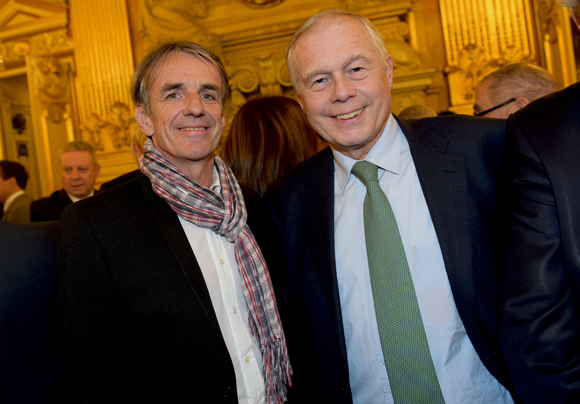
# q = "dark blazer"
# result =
<box><xmin>56</xmin><ymin>174</ymin><xmax>263</xmax><ymax>403</ymax></box>
<box><xmin>266</xmin><ymin>115</ymin><xmax>515</xmax><ymax>403</ymax></box>
<box><xmin>0</xmin><ymin>221</ymin><xmax>60</xmax><ymax>404</ymax></box>
<box><xmin>498</xmin><ymin>82</ymin><xmax>580</xmax><ymax>403</ymax></box>
<box><xmin>99</xmin><ymin>169</ymin><xmax>141</xmax><ymax>192</ymax></box>
<box><xmin>30</xmin><ymin>189</ymin><xmax>73</xmax><ymax>222</ymax></box>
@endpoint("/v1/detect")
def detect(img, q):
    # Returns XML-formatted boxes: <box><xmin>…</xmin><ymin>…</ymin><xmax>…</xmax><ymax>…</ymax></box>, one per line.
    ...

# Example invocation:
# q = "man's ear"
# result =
<box><xmin>295</xmin><ymin>89</ymin><xmax>305</xmax><ymax>112</ymax></box>
<box><xmin>385</xmin><ymin>55</ymin><xmax>394</xmax><ymax>90</ymax></box>
<box><xmin>515</xmin><ymin>97</ymin><xmax>530</xmax><ymax>109</ymax></box>
<box><xmin>94</xmin><ymin>164</ymin><xmax>101</xmax><ymax>177</ymax></box>
<box><xmin>135</xmin><ymin>105</ymin><xmax>154</xmax><ymax>137</ymax></box>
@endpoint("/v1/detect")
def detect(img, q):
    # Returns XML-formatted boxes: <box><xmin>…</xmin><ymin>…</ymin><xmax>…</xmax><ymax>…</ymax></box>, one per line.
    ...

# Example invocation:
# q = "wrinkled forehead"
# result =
<box><xmin>60</xmin><ymin>150</ymin><xmax>96</xmax><ymax>166</ymax></box>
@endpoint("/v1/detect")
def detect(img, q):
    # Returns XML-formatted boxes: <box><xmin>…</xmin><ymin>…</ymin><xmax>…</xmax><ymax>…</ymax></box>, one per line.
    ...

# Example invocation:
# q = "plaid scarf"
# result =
<box><xmin>140</xmin><ymin>139</ymin><xmax>291</xmax><ymax>403</ymax></box>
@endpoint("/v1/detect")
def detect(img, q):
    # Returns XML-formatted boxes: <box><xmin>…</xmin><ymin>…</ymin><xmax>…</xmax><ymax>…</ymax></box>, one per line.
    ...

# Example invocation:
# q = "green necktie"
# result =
<box><xmin>351</xmin><ymin>160</ymin><xmax>445</xmax><ymax>404</ymax></box>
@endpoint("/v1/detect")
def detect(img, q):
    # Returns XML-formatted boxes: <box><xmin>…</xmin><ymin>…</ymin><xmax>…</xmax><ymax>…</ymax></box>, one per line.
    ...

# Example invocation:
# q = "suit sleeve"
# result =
<box><xmin>498</xmin><ymin>114</ymin><xmax>580</xmax><ymax>403</ymax></box>
<box><xmin>55</xmin><ymin>204</ymin><xmax>119</xmax><ymax>403</ymax></box>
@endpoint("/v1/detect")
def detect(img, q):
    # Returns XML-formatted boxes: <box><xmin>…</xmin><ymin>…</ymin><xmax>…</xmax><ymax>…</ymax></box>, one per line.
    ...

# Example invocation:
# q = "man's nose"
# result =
<box><xmin>183</xmin><ymin>94</ymin><xmax>206</xmax><ymax>117</ymax></box>
<box><xmin>331</xmin><ymin>76</ymin><xmax>356</xmax><ymax>103</ymax></box>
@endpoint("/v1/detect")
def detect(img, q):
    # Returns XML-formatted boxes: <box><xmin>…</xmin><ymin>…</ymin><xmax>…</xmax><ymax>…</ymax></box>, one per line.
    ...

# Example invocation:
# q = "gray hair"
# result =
<box><xmin>58</xmin><ymin>140</ymin><xmax>98</xmax><ymax>165</ymax></box>
<box><xmin>286</xmin><ymin>10</ymin><xmax>388</xmax><ymax>91</ymax></box>
<box><xmin>398</xmin><ymin>105</ymin><xmax>438</xmax><ymax>120</ymax></box>
<box><xmin>130</xmin><ymin>41</ymin><xmax>229</xmax><ymax>114</ymax></box>
<box><xmin>477</xmin><ymin>63</ymin><xmax>558</xmax><ymax>104</ymax></box>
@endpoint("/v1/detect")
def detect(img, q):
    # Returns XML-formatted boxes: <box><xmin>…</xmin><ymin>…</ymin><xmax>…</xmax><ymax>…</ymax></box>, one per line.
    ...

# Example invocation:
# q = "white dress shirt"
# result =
<box><xmin>179</xmin><ymin>167</ymin><xmax>266</xmax><ymax>404</ymax></box>
<box><xmin>333</xmin><ymin>114</ymin><xmax>513</xmax><ymax>404</ymax></box>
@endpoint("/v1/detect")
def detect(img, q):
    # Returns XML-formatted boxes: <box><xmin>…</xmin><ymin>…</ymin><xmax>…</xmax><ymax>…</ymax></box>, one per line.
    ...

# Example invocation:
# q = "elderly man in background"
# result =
<box><xmin>30</xmin><ymin>140</ymin><xmax>100</xmax><ymax>222</ymax></box>
<box><xmin>474</xmin><ymin>63</ymin><xmax>558</xmax><ymax>118</ymax></box>
<box><xmin>497</xmin><ymin>1</ymin><xmax>580</xmax><ymax>402</ymax></box>
<box><xmin>267</xmin><ymin>9</ymin><xmax>516</xmax><ymax>404</ymax></box>
<box><xmin>55</xmin><ymin>41</ymin><xmax>291</xmax><ymax>403</ymax></box>
<box><xmin>0</xmin><ymin>160</ymin><xmax>32</xmax><ymax>224</ymax></box>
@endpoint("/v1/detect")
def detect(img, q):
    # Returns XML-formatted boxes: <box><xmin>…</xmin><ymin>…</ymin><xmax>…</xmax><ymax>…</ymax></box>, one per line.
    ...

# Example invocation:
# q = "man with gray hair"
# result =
<box><xmin>56</xmin><ymin>41</ymin><xmax>291</xmax><ymax>403</ymax></box>
<box><xmin>268</xmin><ymin>9</ymin><xmax>516</xmax><ymax>404</ymax></box>
<box><xmin>30</xmin><ymin>140</ymin><xmax>100</xmax><ymax>222</ymax></box>
<box><xmin>474</xmin><ymin>63</ymin><xmax>558</xmax><ymax>118</ymax></box>
<box><xmin>497</xmin><ymin>1</ymin><xmax>580</xmax><ymax>402</ymax></box>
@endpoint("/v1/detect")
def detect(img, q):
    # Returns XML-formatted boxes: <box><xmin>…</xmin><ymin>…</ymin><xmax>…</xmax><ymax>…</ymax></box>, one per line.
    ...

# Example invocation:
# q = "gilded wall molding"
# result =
<box><xmin>30</xmin><ymin>56</ymin><xmax>69</xmax><ymax>99</ymax></box>
<box><xmin>138</xmin><ymin>0</ymin><xmax>224</xmax><ymax>56</ymax></box>
<box><xmin>239</xmin><ymin>0</ymin><xmax>285</xmax><ymax>7</ymax></box>
<box><xmin>80</xmin><ymin>102</ymin><xmax>135</xmax><ymax>153</ymax></box>
<box><xmin>439</xmin><ymin>0</ymin><xmax>537</xmax><ymax>111</ymax></box>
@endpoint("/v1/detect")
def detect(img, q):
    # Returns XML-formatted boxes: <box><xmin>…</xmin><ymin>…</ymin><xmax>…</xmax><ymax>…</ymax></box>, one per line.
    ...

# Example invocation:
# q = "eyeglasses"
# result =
<box><xmin>474</xmin><ymin>98</ymin><xmax>516</xmax><ymax>117</ymax></box>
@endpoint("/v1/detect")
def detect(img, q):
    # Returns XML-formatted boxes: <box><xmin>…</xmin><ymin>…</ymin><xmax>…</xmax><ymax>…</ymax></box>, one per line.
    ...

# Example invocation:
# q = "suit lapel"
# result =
<box><xmin>300</xmin><ymin>149</ymin><xmax>350</xmax><ymax>372</ymax></box>
<box><xmin>140</xmin><ymin>176</ymin><xmax>222</xmax><ymax>336</ymax></box>
<box><xmin>398</xmin><ymin>118</ymin><xmax>474</xmax><ymax>308</ymax></box>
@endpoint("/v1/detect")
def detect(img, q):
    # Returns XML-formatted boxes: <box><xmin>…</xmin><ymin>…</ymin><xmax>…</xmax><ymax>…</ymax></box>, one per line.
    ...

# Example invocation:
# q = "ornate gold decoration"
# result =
<box><xmin>439</xmin><ymin>0</ymin><xmax>536</xmax><ymax>107</ymax></box>
<box><xmin>239</xmin><ymin>0</ymin><xmax>285</xmax><ymax>8</ymax></box>
<box><xmin>80</xmin><ymin>103</ymin><xmax>135</xmax><ymax>152</ymax></box>
<box><xmin>45</xmin><ymin>103</ymin><xmax>66</xmax><ymax>125</ymax></box>
<box><xmin>138</xmin><ymin>0</ymin><xmax>222</xmax><ymax>54</ymax></box>
<box><xmin>385</xmin><ymin>38</ymin><xmax>424</xmax><ymax>72</ymax></box>
<box><xmin>0</xmin><ymin>41</ymin><xmax>5</xmax><ymax>72</ymax></box>
<box><xmin>538</xmin><ymin>0</ymin><xmax>561</xmax><ymax>45</ymax></box>
<box><xmin>31</xmin><ymin>57</ymin><xmax>69</xmax><ymax>99</ymax></box>
<box><xmin>445</xmin><ymin>44</ymin><xmax>505</xmax><ymax>101</ymax></box>
<box><xmin>0</xmin><ymin>30</ymin><xmax>72</xmax><ymax>65</ymax></box>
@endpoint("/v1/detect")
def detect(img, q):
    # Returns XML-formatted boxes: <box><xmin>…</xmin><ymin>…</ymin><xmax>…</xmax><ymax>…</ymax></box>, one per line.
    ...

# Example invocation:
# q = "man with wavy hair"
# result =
<box><xmin>55</xmin><ymin>41</ymin><xmax>291</xmax><ymax>403</ymax></box>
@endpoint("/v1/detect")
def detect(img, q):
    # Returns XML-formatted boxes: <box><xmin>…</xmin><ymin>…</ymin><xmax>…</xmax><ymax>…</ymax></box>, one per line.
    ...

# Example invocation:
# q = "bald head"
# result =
<box><xmin>474</xmin><ymin>63</ymin><xmax>557</xmax><ymax>118</ymax></box>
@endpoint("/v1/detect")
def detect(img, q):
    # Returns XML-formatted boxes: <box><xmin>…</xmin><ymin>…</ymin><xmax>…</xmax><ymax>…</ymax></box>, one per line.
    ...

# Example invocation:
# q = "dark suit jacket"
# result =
<box><xmin>99</xmin><ymin>169</ymin><xmax>141</xmax><ymax>192</ymax></box>
<box><xmin>498</xmin><ymin>82</ymin><xmax>580</xmax><ymax>403</ymax></box>
<box><xmin>266</xmin><ymin>115</ymin><xmax>515</xmax><ymax>403</ymax></box>
<box><xmin>56</xmin><ymin>174</ymin><xmax>263</xmax><ymax>403</ymax></box>
<box><xmin>0</xmin><ymin>221</ymin><xmax>60</xmax><ymax>404</ymax></box>
<box><xmin>30</xmin><ymin>189</ymin><xmax>73</xmax><ymax>222</ymax></box>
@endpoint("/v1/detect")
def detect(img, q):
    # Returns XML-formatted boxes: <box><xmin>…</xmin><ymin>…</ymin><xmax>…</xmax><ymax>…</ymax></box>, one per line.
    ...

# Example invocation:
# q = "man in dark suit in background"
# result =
<box><xmin>497</xmin><ymin>1</ymin><xmax>580</xmax><ymax>402</ymax></box>
<box><xmin>30</xmin><ymin>140</ymin><xmax>100</xmax><ymax>222</ymax></box>
<box><xmin>0</xmin><ymin>160</ymin><xmax>32</xmax><ymax>224</ymax></box>
<box><xmin>267</xmin><ymin>10</ymin><xmax>516</xmax><ymax>404</ymax></box>
<box><xmin>0</xmin><ymin>221</ymin><xmax>60</xmax><ymax>404</ymax></box>
<box><xmin>56</xmin><ymin>41</ymin><xmax>291</xmax><ymax>403</ymax></box>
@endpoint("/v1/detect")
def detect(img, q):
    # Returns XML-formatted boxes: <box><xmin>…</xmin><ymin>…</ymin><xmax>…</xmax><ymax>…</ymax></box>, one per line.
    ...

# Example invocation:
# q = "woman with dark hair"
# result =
<box><xmin>221</xmin><ymin>96</ymin><xmax>319</xmax><ymax>196</ymax></box>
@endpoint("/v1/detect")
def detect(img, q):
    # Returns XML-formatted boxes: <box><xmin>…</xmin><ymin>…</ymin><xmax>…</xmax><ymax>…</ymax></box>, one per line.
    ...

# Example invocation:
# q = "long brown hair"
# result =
<box><xmin>221</xmin><ymin>96</ymin><xmax>318</xmax><ymax>196</ymax></box>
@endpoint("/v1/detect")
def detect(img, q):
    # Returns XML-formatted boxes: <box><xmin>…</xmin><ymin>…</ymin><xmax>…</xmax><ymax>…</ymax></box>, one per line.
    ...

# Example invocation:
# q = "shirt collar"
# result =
<box><xmin>332</xmin><ymin>113</ymin><xmax>403</xmax><ymax>190</ymax></box>
<box><xmin>68</xmin><ymin>190</ymin><xmax>94</xmax><ymax>203</ymax></box>
<box><xmin>3</xmin><ymin>189</ymin><xmax>25</xmax><ymax>212</ymax></box>
<box><xmin>210</xmin><ymin>164</ymin><xmax>221</xmax><ymax>194</ymax></box>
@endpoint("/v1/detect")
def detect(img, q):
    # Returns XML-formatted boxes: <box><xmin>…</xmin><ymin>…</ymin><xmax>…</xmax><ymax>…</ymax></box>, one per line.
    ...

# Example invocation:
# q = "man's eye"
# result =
<box><xmin>201</xmin><ymin>93</ymin><xmax>216</xmax><ymax>100</ymax></box>
<box><xmin>352</xmin><ymin>67</ymin><xmax>363</xmax><ymax>73</ymax></box>
<box><xmin>313</xmin><ymin>78</ymin><xmax>325</xmax><ymax>85</ymax></box>
<box><xmin>167</xmin><ymin>93</ymin><xmax>178</xmax><ymax>99</ymax></box>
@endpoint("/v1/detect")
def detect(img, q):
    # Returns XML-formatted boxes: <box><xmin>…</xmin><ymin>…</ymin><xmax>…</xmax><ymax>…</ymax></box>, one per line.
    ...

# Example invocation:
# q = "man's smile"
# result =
<box><xmin>335</xmin><ymin>107</ymin><xmax>364</xmax><ymax>120</ymax></box>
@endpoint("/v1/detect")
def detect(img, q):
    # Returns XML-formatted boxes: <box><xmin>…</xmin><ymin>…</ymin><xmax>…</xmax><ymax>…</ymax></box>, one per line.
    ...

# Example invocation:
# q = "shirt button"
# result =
<box><xmin>220</xmin><ymin>259</ymin><xmax>224</xmax><ymax>265</ymax></box>
<box><xmin>245</xmin><ymin>356</ymin><xmax>250</xmax><ymax>364</ymax></box>
<box><xmin>232</xmin><ymin>307</ymin><xmax>237</xmax><ymax>315</ymax></box>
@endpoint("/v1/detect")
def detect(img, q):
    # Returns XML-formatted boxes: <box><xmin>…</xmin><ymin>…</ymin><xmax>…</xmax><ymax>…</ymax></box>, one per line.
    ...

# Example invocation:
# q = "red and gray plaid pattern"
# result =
<box><xmin>140</xmin><ymin>139</ymin><xmax>291</xmax><ymax>403</ymax></box>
